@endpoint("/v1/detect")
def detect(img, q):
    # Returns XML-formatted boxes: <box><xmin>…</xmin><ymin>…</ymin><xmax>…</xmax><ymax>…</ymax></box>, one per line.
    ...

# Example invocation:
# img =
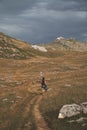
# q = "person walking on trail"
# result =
<box><xmin>40</xmin><ymin>72</ymin><xmax>49</xmax><ymax>93</ymax></box>
<box><xmin>41</xmin><ymin>76</ymin><xmax>48</xmax><ymax>91</ymax></box>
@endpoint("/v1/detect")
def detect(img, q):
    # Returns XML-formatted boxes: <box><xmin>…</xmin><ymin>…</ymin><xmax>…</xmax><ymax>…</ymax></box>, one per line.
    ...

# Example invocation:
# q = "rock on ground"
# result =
<box><xmin>80</xmin><ymin>102</ymin><xmax>87</xmax><ymax>114</ymax></box>
<box><xmin>58</xmin><ymin>104</ymin><xmax>82</xmax><ymax>119</ymax></box>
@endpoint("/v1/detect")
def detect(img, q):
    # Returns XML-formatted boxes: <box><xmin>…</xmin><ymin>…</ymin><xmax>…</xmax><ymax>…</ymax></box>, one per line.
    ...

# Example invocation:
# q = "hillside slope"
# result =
<box><xmin>0</xmin><ymin>32</ymin><xmax>35</xmax><ymax>59</ymax></box>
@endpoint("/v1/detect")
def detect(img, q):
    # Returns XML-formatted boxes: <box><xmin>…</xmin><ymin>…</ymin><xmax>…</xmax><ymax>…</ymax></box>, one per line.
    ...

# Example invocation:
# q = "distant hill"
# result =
<box><xmin>0</xmin><ymin>32</ymin><xmax>87</xmax><ymax>59</ymax></box>
<box><xmin>46</xmin><ymin>37</ymin><xmax>87</xmax><ymax>51</ymax></box>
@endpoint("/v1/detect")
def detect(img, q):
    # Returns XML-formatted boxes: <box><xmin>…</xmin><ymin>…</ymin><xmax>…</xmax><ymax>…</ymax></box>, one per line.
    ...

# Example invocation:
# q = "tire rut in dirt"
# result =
<box><xmin>18</xmin><ymin>96</ymin><xmax>38</xmax><ymax>130</ymax></box>
<box><xmin>2</xmin><ymin>95</ymin><xmax>36</xmax><ymax>130</ymax></box>
<box><xmin>33</xmin><ymin>95</ymin><xmax>51</xmax><ymax>130</ymax></box>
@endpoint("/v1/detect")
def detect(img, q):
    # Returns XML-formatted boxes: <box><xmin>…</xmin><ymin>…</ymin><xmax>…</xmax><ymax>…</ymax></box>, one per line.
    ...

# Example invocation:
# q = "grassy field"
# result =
<box><xmin>0</xmin><ymin>51</ymin><xmax>87</xmax><ymax>130</ymax></box>
<box><xmin>39</xmin><ymin>51</ymin><xmax>87</xmax><ymax>130</ymax></box>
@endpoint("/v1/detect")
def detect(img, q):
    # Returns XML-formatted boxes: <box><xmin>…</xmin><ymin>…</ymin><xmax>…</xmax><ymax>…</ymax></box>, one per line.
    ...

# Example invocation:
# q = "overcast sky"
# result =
<box><xmin>0</xmin><ymin>0</ymin><xmax>87</xmax><ymax>44</ymax></box>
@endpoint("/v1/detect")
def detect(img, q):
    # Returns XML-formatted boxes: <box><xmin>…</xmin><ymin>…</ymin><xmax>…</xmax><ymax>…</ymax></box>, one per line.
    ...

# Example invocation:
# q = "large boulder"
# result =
<box><xmin>58</xmin><ymin>104</ymin><xmax>82</xmax><ymax>119</ymax></box>
<box><xmin>80</xmin><ymin>102</ymin><xmax>87</xmax><ymax>114</ymax></box>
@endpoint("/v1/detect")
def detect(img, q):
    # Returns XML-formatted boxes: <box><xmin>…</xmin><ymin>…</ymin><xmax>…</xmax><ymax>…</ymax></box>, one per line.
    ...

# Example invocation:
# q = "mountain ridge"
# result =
<box><xmin>46</xmin><ymin>37</ymin><xmax>87</xmax><ymax>51</ymax></box>
<box><xmin>0</xmin><ymin>32</ymin><xmax>87</xmax><ymax>59</ymax></box>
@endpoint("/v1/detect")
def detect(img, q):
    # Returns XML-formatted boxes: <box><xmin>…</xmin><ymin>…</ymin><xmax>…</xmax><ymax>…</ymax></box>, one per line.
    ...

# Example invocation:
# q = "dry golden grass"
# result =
<box><xmin>0</xmin><ymin>51</ymin><xmax>87</xmax><ymax>130</ymax></box>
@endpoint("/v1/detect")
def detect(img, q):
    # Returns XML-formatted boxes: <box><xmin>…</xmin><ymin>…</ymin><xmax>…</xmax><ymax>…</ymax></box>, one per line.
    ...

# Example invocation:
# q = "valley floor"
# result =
<box><xmin>0</xmin><ymin>51</ymin><xmax>87</xmax><ymax>130</ymax></box>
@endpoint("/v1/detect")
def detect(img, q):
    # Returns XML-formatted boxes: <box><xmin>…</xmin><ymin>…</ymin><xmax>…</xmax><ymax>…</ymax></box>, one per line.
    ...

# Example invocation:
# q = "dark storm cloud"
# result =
<box><xmin>0</xmin><ymin>0</ymin><xmax>87</xmax><ymax>43</ymax></box>
<box><xmin>0</xmin><ymin>0</ymin><xmax>38</xmax><ymax>15</ymax></box>
<box><xmin>44</xmin><ymin>0</ymin><xmax>87</xmax><ymax>11</ymax></box>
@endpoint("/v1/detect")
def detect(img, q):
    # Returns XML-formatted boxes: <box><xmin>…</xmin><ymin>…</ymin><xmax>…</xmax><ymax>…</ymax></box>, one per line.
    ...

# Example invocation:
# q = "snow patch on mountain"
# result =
<box><xmin>32</xmin><ymin>45</ymin><xmax>47</xmax><ymax>52</ymax></box>
<box><xmin>57</xmin><ymin>37</ymin><xmax>64</xmax><ymax>40</ymax></box>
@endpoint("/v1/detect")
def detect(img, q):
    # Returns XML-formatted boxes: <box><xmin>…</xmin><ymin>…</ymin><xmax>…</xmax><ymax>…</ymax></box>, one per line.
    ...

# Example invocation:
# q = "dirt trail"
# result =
<box><xmin>0</xmin><ymin>93</ymin><xmax>51</xmax><ymax>130</ymax></box>
<box><xmin>16</xmin><ymin>94</ymin><xmax>51</xmax><ymax>130</ymax></box>
<box><xmin>33</xmin><ymin>95</ymin><xmax>51</xmax><ymax>130</ymax></box>
<box><xmin>17</xmin><ymin>96</ymin><xmax>37</xmax><ymax>130</ymax></box>
<box><xmin>17</xmin><ymin>94</ymin><xmax>51</xmax><ymax>130</ymax></box>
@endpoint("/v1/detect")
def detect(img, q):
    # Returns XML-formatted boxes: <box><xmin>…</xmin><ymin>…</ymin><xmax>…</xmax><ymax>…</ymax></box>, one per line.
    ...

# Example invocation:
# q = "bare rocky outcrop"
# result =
<box><xmin>58</xmin><ymin>104</ymin><xmax>82</xmax><ymax>119</ymax></box>
<box><xmin>58</xmin><ymin>102</ymin><xmax>87</xmax><ymax>119</ymax></box>
<box><xmin>48</xmin><ymin>37</ymin><xmax>87</xmax><ymax>52</ymax></box>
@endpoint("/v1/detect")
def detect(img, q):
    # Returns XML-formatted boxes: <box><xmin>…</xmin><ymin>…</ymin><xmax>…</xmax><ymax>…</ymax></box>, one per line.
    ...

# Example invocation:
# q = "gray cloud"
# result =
<box><xmin>0</xmin><ymin>0</ymin><xmax>39</xmax><ymax>15</ymax></box>
<box><xmin>43</xmin><ymin>0</ymin><xmax>87</xmax><ymax>11</ymax></box>
<box><xmin>0</xmin><ymin>0</ymin><xmax>87</xmax><ymax>43</ymax></box>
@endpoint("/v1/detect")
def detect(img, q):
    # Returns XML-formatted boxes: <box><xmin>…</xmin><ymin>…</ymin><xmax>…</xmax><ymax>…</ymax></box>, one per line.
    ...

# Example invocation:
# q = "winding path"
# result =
<box><xmin>1</xmin><ymin>94</ymin><xmax>51</xmax><ymax>130</ymax></box>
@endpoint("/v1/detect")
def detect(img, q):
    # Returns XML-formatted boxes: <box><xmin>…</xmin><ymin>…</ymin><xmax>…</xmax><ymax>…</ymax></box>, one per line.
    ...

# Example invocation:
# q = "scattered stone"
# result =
<box><xmin>76</xmin><ymin>117</ymin><xmax>85</xmax><ymax>123</ymax></box>
<box><xmin>25</xmin><ymin>122</ymin><xmax>32</xmax><ymax>127</ymax></box>
<box><xmin>10</xmin><ymin>100</ymin><xmax>15</xmax><ymax>103</ymax></box>
<box><xmin>67</xmin><ymin>117</ymin><xmax>87</xmax><ymax>124</ymax></box>
<box><xmin>0</xmin><ymin>77</ymin><xmax>4</xmax><ymax>81</ymax></box>
<box><xmin>2</xmin><ymin>98</ymin><xmax>8</xmax><ymax>102</ymax></box>
<box><xmin>16</xmin><ymin>81</ymin><xmax>22</xmax><ymax>85</ymax></box>
<box><xmin>64</xmin><ymin>84</ymin><xmax>72</xmax><ymax>87</ymax></box>
<box><xmin>67</xmin><ymin>120</ymin><xmax>75</xmax><ymax>123</ymax></box>
<box><xmin>17</xmin><ymin>96</ymin><xmax>23</xmax><ymax>99</ymax></box>
<box><xmin>80</xmin><ymin>102</ymin><xmax>87</xmax><ymax>114</ymax></box>
<box><xmin>82</xmin><ymin>123</ymin><xmax>87</xmax><ymax>127</ymax></box>
<box><xmin>0</xmin><ymin>85</ymin><xmax>7</xmax><ymax>88</ymax></box>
